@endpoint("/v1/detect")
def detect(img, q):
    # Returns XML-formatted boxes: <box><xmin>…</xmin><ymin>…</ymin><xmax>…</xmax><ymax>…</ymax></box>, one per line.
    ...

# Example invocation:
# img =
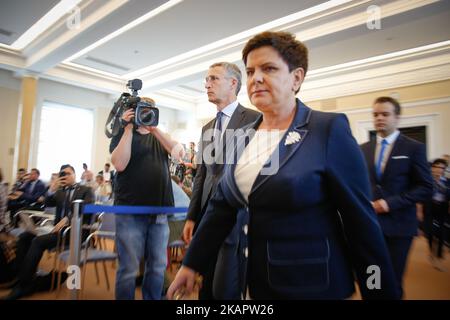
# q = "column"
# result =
<box><xmin>16</xmin><ymin>75</ymin><xmax>38</xmax><ymax>170</ymax></box>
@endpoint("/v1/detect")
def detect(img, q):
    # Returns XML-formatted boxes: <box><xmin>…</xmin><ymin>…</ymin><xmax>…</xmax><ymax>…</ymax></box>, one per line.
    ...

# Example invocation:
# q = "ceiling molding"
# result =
<box><xmin>0</xmin><ymin>47</ymin><xmax>26</xmax><ymax>70</ymax></box>
<box><xmin>0</xmin><ymin>0</ymin><xmax>447</xmax><ymax>112</ymax></box>
<box><xmin>156</xmin><ymin>41</ymin><xmax>450</xmax><ymax>106</ymax></box>
<box><xmin>63</xmin><ymin>0</ymin><xmax>183</xmax><ymax>63</ymax></box>
<box><xmin>26</xmin><ymin>0</ymin><xmax>129</xmax><ymax>69</ymax></box>
<box><xmin>122</xmin><ymin>0</ymin><xmax>442</xmax><ymax>93</ymax></box>
<box><xmin>327</xmin><ymin>97</ymin><xmax>450</xmax><ymax>115</ymax></box>
<box><xmin>11</xmin><ymin>0</ymin><xmax>83</xmax><ymax>50</ymax></box>
<box><xmin>300</xmin><ymin>42</ymin><xmax>450</xmax><ymax>101</ymax></box>
<box><xmin>43</xmin><ymin>62</ymin><xmax>124</xmax><ymax>94</ymax></box>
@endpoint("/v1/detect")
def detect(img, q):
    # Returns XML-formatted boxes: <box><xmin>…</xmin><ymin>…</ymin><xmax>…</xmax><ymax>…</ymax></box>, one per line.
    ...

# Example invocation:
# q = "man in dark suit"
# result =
<box><xmin>360</xmin><ymin>96</ymin><xmax>433</xmax><ymax>297</ymax></box>
<box><xmin>182</xmin><ymin>62</ymin><xmax>260</xmax><ymax>299</ymax></box>
<box><xmin>8</xmin><ymin>168</ymin><xmax>47</xmax><ymax>219</ymax></box>
<box><xmin>2</xmin><ymin>164</ymin><xmax>94</xmax><ymax>300</ymax></box>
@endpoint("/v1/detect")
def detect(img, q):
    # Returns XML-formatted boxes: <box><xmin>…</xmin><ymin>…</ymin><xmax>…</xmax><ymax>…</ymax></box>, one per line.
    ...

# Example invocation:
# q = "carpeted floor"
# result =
<box><xmin>1</xmin><ymin>236</ymin><xmax>448</xmax><ymax>300</ymax></box>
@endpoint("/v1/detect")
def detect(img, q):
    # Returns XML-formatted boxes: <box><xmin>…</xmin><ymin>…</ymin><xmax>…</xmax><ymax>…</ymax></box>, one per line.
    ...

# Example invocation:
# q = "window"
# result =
<box><xmin>36</xmin><ymin>102</ymin><xmax>94</xmax><ymax>181</ymax></box>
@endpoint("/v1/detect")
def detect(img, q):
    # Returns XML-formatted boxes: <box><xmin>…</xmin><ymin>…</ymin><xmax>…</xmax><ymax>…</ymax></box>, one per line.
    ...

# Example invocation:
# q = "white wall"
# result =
<box><xmin>31</xmin><ymin>78</ymin><xmax>117</xmax><ymax>178</ymax></box>
<box><xmin>0</xmin><ymin>69</ymin><xmax>185</xmax><ymax>183</ymax></box>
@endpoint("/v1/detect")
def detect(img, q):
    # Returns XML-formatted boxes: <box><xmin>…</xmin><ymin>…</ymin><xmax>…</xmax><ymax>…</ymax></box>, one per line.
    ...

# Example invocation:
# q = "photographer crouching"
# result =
<box><xmin>110</xmin><ymin>95</ymin><xmax>184</xmax><ymax>300</ymax></box>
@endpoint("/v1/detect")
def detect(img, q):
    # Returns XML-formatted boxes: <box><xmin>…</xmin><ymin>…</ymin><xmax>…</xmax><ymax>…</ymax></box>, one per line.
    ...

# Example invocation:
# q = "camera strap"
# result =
<box><xmin>105</xmin><ymin>100</ymin><xmax>123</xmax><ymax>138</ymax></box>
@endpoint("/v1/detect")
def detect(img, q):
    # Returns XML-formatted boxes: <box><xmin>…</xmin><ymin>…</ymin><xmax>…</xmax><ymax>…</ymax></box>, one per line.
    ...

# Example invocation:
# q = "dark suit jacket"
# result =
<box><xmin>19</xmin><ymin>180</ymin><xmax>47</xmax><ymax>203</ymax></box>
<box><xmin>360</xmin><ymin>134</ymin><xmax>433</xmax><ymax>237</ymax></box>
<box><xmin>187</xmin><ymin>104</ymin><xmax>260</xmax><ymax>227</ymax></box>
<box><xmin>98</xmin><ymin>170</ymin><xmax>116</xmax><ymax>181</ymax></box>
<box><xmin>45</xmin><ymin>184</ymin><xmax>94</xmax><ymax>225</ymax></box>
<box><xmin>184</xmin><ymin>99</ymin><xmax>399</xmax><ymax>299</ymax></box>
<box><xmin>187</xmin><ymin>103</ymin><xmax>260</xmax><ymax>299</ymax></box>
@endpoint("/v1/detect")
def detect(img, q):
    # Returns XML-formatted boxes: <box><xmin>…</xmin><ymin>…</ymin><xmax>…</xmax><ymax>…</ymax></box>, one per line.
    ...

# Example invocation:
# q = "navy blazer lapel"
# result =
<box><xmin>250</xmin><ymin>99</ymin><xmax>312</xmax><ymax>196</ymax></box>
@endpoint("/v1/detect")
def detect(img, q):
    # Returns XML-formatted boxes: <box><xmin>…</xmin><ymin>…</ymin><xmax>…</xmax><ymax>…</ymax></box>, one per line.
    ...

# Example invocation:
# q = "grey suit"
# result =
<box><xmin>187</xmin><ymin>103</ymin><xmax>260</xmax><ymax>299</ymax></box>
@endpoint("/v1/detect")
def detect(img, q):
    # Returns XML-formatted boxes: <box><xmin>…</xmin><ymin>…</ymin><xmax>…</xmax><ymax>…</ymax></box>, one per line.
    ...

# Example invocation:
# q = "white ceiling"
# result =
<box><xmin>0</xmin><ymin>0</ymin><xmax>59</xmax><ymax>45</ymax></box>
<box><xmin>0</xmin><ymin>0</ymin><xmax>449</xmax><ymax>110</ymax></box>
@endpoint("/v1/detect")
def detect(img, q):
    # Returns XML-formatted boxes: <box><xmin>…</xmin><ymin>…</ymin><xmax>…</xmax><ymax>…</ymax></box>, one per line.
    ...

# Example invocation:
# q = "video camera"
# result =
<box><xmin>105</xmin><ymin>79</ymin><xmax>159</xmax><ymax>138</ymax></box>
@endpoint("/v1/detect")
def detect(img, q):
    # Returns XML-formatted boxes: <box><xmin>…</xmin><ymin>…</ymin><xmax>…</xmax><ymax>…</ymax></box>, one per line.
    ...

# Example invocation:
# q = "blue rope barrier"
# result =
<box><xmin>83</xmin><ymin>204</ymin><xmax>189</xmax><ymax>214</ymax></box>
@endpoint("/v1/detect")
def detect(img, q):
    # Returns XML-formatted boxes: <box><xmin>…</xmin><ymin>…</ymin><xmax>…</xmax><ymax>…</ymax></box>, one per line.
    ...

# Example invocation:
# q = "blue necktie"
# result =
<box><xmin>215</xmin><ymin>111</ymin><xmax>224</xmax><ymax>133</ymax></box>
<box><xmin>376</xmin><ymin>139</ymin><xmax>388</xmax><ymax>180</ymax></box>
<box><xmin>211</xmin><ymin>112</ymin><xmax>224</xmax><ymax>163</ymax></box>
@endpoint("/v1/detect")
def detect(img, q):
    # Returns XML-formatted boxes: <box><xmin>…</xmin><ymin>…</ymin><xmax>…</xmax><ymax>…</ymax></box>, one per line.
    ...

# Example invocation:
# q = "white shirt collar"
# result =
<box><xmin>219</xmin><ymin>100</ymin><xmax>238</xmax><ymax>118</ymax></box>
<box><xmin>377</xmin><ymin>130</ymin><xmax>400</xmax><ymax>145</ymax></box>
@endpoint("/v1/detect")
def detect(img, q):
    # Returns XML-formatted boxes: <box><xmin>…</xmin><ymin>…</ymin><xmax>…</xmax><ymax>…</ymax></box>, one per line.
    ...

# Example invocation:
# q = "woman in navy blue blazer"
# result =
<box><xmin>168</xmin><ymin>31</ymin><xmax>399</xmax><ymax>300</ymax></box>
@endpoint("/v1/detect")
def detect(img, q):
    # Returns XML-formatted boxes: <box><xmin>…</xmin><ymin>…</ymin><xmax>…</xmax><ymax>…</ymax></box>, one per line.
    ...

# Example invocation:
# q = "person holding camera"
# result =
<box><xmin>2</xmin><ymin>164</ymin><xmax>94</xmax><ymax>300</ymax></box>
<box><xmin>110</xmin><ymin>97</ymin><xmax>184</xmax><ymax>300</ymax></box>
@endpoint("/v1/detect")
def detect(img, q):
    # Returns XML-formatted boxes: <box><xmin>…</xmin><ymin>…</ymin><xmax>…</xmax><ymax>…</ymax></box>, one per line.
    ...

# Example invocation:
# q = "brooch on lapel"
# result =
<box><xmin>284</xmin><ymin>131</ymin><xmax>301</xmax><ymax>146</ymax></box>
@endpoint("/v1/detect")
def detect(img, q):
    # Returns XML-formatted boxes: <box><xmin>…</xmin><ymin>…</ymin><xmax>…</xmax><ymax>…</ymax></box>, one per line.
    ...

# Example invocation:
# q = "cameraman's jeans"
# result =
<box><xmin>115</xmin><ymin>214</ymin><xmax>169</xmax><ymax>300</ymax></box>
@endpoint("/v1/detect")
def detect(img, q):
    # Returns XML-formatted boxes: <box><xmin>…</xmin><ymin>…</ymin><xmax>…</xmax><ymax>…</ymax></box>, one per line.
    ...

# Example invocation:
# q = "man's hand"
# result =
<box><xmin>50</xmin><ymin>177</ymin><xmax>65</xmax><ymax>192</ymax></box>
<box><xmin>372</xmin><ymin>199</ymin><xmax>389</xmax><ymax>214</ymax></box>
<box><xmin>51</xmin><ymin>216</ymin><xmax>69</xmax><ymax>233</ymax></box>
<box><xmin>8</xmin><ymin>191</ymin><xmax>23</xmax><ymax>200</ymax></box>
<box><xmin>166</xmin><ymin>266</ymin><xmax>198</xmax><ymax>300</ymax></box>
<box><xmin>182</xmin><ymin>219</ymin><xmax>195</xmax><ymax>245</ymax></box>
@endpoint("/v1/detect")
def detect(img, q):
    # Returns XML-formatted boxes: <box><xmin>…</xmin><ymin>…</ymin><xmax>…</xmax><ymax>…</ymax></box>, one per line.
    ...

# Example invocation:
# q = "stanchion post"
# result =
<box><xmin>68</xmin><ymin>199</ymin><xmax>84</xmax><ymax>300</ymax></box>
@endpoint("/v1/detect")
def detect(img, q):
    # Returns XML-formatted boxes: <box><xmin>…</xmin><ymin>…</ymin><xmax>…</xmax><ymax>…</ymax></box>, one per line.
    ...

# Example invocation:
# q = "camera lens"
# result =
<box><xmin>135</xmin><ymin>103</ymin><xmax>159</xmax><ymax>127</ymax></box>
<box><xmin>59</xmin><ymin>171</ymin><xmax>66</xmax><ymax>178</ymax></box>
<box><xmin>139</xmin><ymin>108</ymin><xmax>155</xmax><ymax>124</ymax></box>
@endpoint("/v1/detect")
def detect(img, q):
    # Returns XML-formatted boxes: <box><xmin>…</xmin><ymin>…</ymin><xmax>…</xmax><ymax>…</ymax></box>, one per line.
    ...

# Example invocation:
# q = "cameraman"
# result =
<box><xmin>110</xmin><ymin>97</ymin><xmax>184</xmax><ymax>300</ymax></box>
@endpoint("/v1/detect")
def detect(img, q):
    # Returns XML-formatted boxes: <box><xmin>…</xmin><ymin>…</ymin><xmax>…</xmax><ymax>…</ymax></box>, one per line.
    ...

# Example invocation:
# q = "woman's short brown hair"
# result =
<box><xmin>242</xmin><ymin>31</ymin><xmax>309</xmax><ymax>75</ymax></box>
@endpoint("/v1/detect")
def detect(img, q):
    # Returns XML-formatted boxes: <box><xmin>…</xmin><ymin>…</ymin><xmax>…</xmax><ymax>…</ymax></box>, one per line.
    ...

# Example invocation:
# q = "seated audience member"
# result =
<box><xmin>94</xmin><ymin>174</ymin><xmax>112</xmax><ymax>204</ymax></box>
<box><xmin>10</xmin><ymin>168</ymin><xmax>27</xmax><ymax>194</ymax></box>
<box><xmin>0</xmin><ymin>169</ymin><xmax>10</xmax><ymax>233</ymax></box>
<box><xmin>1</xmin><ymin>164</ymin><xmax>94</xmax><ymax>300</ymax></box>
<box><xmin>422</xmin><ymin>158</ymin><xmax>450</xmax><ymax>271</ymax></box>
<box><xmin>8</xmin><ymin>169</ymin><xmax>47</xmax><ymax>220</ymax></box>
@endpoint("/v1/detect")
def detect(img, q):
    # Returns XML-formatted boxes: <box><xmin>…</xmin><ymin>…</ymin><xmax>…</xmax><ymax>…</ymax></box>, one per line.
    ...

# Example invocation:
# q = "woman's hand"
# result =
<box><xmin>182</xmin><ymin>219</ymin><xmax>195</xmax><ymax>245</ymax></box>
<box><xmin>166</xmin><ymin>265</ymin><xmax>197</xmax><ymax>300</ymax></box>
